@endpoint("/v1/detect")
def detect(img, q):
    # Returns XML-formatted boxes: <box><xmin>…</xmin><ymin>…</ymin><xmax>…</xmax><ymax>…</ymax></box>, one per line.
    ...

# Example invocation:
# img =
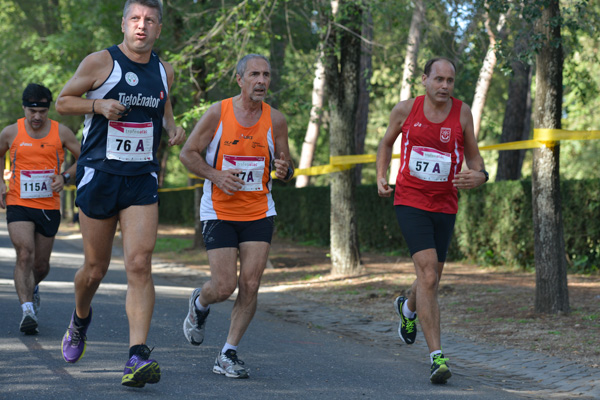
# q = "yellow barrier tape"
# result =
<box><xmin>331</xmin><ymin>154</ymin><xmax>375</xmax><ymax>165</ymax></box>
<box><xmin>535</xmin><ymin>129</ymin><xmax>600</xmax><ymax>141</ymax></box>
<box><xmin>159</xmin><ymin>183</ymin><xmax>203</xmax><ymax>192</ymax></box>
<box><xmin>479</xmin><ymin>129</ymin><xmax>600</xmax><ymax>151</ymax></box>
<box><xmin>478</xmin><ymin>139</ymin><xmax>546</xmax><ymax>151</ymax></box>
<box><xmin>54</xmin><ymin>129</ymin><xmax>597</xmax><ymax>193</ymax></box>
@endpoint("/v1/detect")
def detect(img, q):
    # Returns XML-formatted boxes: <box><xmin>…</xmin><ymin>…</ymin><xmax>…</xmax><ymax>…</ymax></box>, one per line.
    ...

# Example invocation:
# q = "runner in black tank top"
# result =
<box><xmin>55</xmin><ymin>0</ymin><xmax>185</xmax><ymax>389</ymax></box>
<box><xmin>80</xmin><ymin>45</ymin><xmax>167</xmax><ymax>176</ymax></box>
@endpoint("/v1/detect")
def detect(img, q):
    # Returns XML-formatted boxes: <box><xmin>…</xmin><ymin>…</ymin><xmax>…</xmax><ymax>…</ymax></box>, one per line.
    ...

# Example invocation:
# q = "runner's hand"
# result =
<box><xmin>214</xmin><ymin>169</ymin><xmax>245</xmax><ymax>195</ymax></box>
<box><xmin>168</xmin><ymin>126</ymin><xmax>186</xmax><ymax>146</ymax></box>
<box><xmin>453</xmin><ymin>169</ymin><xmax>486</xmax><ymax>189</ymax></box>
<box><xmin>50</xmin><ymin>174</ymin><xmax>65</xmax><ymax>193</ymax></box>
<box><xmin>274</xmin><ymin>152</ymin><xmax>290</xmax><ymax>180</ymax></box>
<box><xmin>377</xmin><ymin>177</ymin><xmax>393</xmax><ymax>197</ymax></box>
<box><xmin>94</xmin><ymin>99</ymin><xmax>130</xmax><ymax>120</ymax></box>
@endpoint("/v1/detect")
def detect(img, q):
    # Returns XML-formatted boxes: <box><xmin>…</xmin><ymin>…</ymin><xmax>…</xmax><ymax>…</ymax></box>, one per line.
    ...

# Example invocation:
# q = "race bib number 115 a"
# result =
<box><xmin>222</xmin><ymin>155</ymin><xmax>265</xmax><ymax>192</ymax></box>
<box><xmin>20</xmin><ymin>169</ymin><xmax>54</xmax><ymax>199</ymax></box>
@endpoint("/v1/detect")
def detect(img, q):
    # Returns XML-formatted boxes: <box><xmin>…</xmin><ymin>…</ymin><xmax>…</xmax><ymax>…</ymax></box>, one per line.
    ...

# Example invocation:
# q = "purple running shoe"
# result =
<box><xmin>121</xmin><ymin>345</ymin><xmax>161</xmax><ymax>388</ymax></box>
<box><xmin>62</xmin><ymin>308</ymin><xmax>92</xmax><ymax>363</ymax></box>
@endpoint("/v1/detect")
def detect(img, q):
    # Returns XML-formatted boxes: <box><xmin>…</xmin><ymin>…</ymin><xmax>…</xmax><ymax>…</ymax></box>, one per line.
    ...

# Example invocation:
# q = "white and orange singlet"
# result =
<box><xmin>200</xmin><ymin>98</ymin><xmax>277</xmax><ymax>221</ymax></box>
<box><xmin>6</xmin><ymin>118</ymin><xmax>65</xmax><ymax>210</ymax></box>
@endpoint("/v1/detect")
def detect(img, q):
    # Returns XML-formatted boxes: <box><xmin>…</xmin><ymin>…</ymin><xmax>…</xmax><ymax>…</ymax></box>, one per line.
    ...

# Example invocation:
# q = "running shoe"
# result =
<box><xmin>62</xmin><ymin>308</ymin><xmax>92</xmax><ymax>363</ymax></box>
<box><xmin>121</xmin><ymin>345</ymin><xmax>161</xmax><ymax>388</ymax></box>
<box><xmin>430</xmin><ymin>354</ymin><xmax>452</xmax><ymax>384</ymax></box>
<box><xmin>20</xmin><ymin>309</ymin><xmax>39</xmax><ymax>335</ymax></box>
<box><xmin>183</xmin><ymin>288</ymin><xmax>209</xmax><ymax>345</ymax></box>
<box><xmin>213</xmin><ymin>349</ymin><xmax>249</xmax><ymax>379</ymax></box>
<box><xmin>33</xmin><ymin>285</ymin><xmax>40</xmax><ymax>314</ymax></box>
<box><xmin>394</xmin><ymin>296</ymin><xmax>417</xmax><ymax>344</ymax></box>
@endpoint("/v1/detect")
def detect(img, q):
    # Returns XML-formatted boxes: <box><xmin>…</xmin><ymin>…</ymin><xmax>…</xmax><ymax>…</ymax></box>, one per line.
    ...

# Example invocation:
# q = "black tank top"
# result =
<box><xmin>79</xmin><ymin>45</ymin><xmax>168</xmax><ymax>175</ymax></box>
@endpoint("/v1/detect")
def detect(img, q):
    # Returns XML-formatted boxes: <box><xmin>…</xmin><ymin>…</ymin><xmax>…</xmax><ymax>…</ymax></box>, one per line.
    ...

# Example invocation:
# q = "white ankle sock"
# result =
<box><xmin>194</xmin><ymin>297</ymin><xmax>209</xmax><ymax>312</ymax></box>
<box><xmin>21</xmin><ymin>302</ymin><xmax>34</xmax><ymax>313</ymax></box>
<box><xmin>430</xmin><ymin>350</ymin><xmax>443</xmax><ymax>364</ymax></box>
<box><xmin>222</xmin><ymin>343</ymin><xmax>237</xmax><ymax>354</ymax></box>
<box><xmin>402</xmin><ymin>301</ymin><xmax>416</xmax><ymax>319</ymax></box>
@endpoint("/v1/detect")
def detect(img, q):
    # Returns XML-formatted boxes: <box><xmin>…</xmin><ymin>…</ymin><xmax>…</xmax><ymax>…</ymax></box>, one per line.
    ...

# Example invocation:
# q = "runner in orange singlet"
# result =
<box><xmin>0</xmin><ymin>83</ymin><xmax>80</xmax><ymax>335</ymax></box>
<box><xmin>376</xmin><ymin>58</ymin><xmax>488</xmax><ymax>384</ymax></box>
<box><xmin>180</xmin><ymin>54</ymin><xmax>294</xmax><ymax>379</ymax></box>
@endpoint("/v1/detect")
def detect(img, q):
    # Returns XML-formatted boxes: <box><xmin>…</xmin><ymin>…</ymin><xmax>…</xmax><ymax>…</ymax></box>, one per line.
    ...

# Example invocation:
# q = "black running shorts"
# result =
<box><xmin>6</xmin><ymin>205</ymin><xmax>61</xmax><ymax>237</ymax></box>
<box><xmin>201</xmin><ymin>217</ymin><xmax>275</xmax><ymax>250</ymax></box>
<box><xmin>395</xmin><ymin>205</ymin><xmax>456</xmax><ymax>262</ymax></box>
<box><xmin>75</xmin><ymin>166</ymin><xmax>158</xmax><ymax>219</ymax></box>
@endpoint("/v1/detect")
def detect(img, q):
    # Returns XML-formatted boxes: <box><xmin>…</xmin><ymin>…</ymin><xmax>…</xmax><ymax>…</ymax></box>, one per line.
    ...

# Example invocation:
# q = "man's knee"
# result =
<box><xmin>80</xmin><ymin>261</ymin><xmax>110</xmax><ymax>284</ymax></box>
<box><xmin>416</xmin><ymin>267</ymin><xmax>439</xmax><ymax>291</ymax></box>
<box><xmin>213</xmin><ymin>280</ymin><xmax>237</xmax><ymax>302</ymax></box>
<box><xmin>15</xmin><ymin>248</ymin><xmax>34</xmax><ymax>267</ymax></box>
<box><xmin>238</xmin><ymin>277</ymin><xmax>261</xmax><ymax>296</ymax></box>
<box><xmin>33</xmin><ymin>261</ymin><xmax>50</xmax><ymax>277</ymax></box>
<box><xmin>125</xmin><ymin>252</ymin><xmax>153</xmax><ymax>276</ymax></box>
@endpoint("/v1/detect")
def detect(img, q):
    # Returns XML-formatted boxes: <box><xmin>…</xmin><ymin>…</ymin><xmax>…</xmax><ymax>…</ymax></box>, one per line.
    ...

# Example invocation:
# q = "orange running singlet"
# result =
<box><xmin>200</xmin><ymin>98</ymin><xmax>276</xmax><ymax>221</ymax></box>
<box><xmin>6</xmin><ymin>118</ymin><xmax>65</xmax><ymax>210</ymax></box>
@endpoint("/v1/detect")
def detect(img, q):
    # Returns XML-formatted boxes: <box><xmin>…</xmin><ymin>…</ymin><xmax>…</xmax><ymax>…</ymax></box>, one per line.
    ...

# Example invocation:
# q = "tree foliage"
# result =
<box><xmin>0</xmin><ymin>0</ymin><xmax>597</xmax><ymax>185</ymax></box>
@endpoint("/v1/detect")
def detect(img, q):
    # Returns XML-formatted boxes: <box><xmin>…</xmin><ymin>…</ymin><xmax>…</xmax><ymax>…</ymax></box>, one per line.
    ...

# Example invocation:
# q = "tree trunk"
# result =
<box><xmin>389</xmin><ymin>0</ymin><xmax>425</xmax><ymax>184</ymax></box>
<box><xmin>496</xmin><ymin>28</ymin><xmax>532</xmax><ymax>181</ymax></box>
<box><xmin>532</xmin><ymin>0</ymin><xmax>569</xmax><ymax>314</ymax></box>
<box><xmin>518</xmin><ymin>73</ymin><xmax>532</xmax><ymax>171</ymax></box>
<box><xmin>268</xmin><ymin>2</ymin><xmax>288</xmax><ymax>110</ymax></box>
<box><xmin>353</xmin><ymin>4</ymin><xmax>373</xmax><ymax>185</ymax></box>
<box><xmin>295</xmin><ymin>46</ymin><xmax>326</xmax><ymax>188</ymax></box>
<box><xmin>325</xmin><ymin>0</ymin><xmax>362</xmax><ymax>276</ymax></box>
<box><xmin>471</xmin><ymin>8</ymin><xmax>507</xmax><ymax>140</ymax></box>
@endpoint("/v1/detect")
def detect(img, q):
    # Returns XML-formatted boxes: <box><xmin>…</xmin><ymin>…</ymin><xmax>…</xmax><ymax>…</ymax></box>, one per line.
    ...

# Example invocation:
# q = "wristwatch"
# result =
<box><xmin>62</xmin><ymin>172</ymin><xmax>71</xmax><ymax>184</ymax></box>
<box><xmin>480</xmin><ymin>169</ymin><xmax>489</xmax><ymax>182</ymax></box>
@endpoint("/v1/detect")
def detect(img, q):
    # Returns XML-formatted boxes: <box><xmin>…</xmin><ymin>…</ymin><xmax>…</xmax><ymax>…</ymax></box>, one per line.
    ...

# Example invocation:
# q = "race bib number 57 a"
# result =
<box><xmin>222</xmin><ymin>155</ymin><xmax>265</xmax><ymax>192</ymax></box>
<box><xmin>409</xmin><ymin>146</ymin><xmax>452</xmax><ymax>182</ymax></box>
<box><xmin>106</xmin><ymin>121</ymin><xmax>153</xmax><ymax>162</ymax></box>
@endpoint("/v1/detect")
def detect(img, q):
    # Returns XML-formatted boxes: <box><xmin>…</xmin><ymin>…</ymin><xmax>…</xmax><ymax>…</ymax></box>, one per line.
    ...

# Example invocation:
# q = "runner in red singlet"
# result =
<box><xmin>376</xmin><ymin>57</ymin><xmax>488</xmax><ymax>384</ymax></box>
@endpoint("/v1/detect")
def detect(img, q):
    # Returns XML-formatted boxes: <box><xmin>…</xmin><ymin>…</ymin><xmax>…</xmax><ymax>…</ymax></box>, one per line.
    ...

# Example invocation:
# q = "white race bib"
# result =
<box><xmin>20</xmin><ymin>169</ymin><xmax>54</xmax><ymax>199</ymax></box>
<box><xmin>409</xmin><ymin>146</ymin><xmax>452</xmax><ymax>182</ymax></box>
<box><xmin>106</xmin><ymin>121</ymin><xmax>153</xmax><ymax>162</ymax></box>
<box><xmin>222</xmin><ymin>155</ymin><xmax>265</xmax><ymax>192</ymax></box>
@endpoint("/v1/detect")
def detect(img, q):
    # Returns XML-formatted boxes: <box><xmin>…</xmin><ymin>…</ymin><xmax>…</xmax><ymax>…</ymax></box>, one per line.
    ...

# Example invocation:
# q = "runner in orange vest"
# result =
<box><xmin>180</xmin><ymin>54</ymin><xmax>294</xmax><ymax>379</ymax></box>
<box><xmin>0</xmin><ymin>83</ymin><xmax>80</xmax><ymax>335</ymax></box>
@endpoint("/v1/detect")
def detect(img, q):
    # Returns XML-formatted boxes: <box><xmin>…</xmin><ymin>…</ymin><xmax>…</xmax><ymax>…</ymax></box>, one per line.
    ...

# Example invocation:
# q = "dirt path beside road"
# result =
<box><xmin>151</xmin><ymin>224</ymin><xmax>600</xmax><ymax>371</ymax></box>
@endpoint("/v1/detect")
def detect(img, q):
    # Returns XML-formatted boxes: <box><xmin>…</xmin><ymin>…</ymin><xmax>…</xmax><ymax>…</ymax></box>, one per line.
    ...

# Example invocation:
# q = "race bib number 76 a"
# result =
<box><xmin>106</xmin><ymin>121</ymin><xmax>153</xmax><ymax>162</ymax></box>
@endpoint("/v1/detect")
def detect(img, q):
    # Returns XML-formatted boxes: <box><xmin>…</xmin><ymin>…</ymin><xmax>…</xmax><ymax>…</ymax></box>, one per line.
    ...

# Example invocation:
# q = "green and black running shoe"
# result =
<box><xmin>394</xmin><ymin>296</ymin><xmax>417</xmax><ymax>344</ymax></box>
<box><xmin>430</xmin><ymin>354</ymin><xmax>452</xmax><ymax>384</ymax></box>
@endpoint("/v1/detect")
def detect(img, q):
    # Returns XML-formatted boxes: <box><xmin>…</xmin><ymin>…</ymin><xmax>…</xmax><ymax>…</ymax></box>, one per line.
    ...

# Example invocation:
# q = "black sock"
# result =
<box><xmin>129</xmin><ymin>345</ymin><xmax>143</xmax><ymax>359</ymax></box>
<box><xmin>74</xmin><ymin>311</ymin><xmax>91</xmax><ymax>328</ymax></box>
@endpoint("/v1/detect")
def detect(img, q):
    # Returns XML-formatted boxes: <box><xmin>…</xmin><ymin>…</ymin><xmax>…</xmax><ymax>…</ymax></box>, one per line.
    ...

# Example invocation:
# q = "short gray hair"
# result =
<box><xmin>123</xmin><ymin>0</ymin><xmax>163</xmax><ymax>23</ymax></box>
<box><xmin>236</xmin><ymin>54</ymin><xmax>271</xmax><ymax>77</ymax></box>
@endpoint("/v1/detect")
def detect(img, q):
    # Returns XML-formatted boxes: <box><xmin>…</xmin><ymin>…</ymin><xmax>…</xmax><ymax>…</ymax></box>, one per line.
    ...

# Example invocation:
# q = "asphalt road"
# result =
<box><xmin>0</xmin><ymin>217</ymin><xmax>529</xmax><ymax>400</ymax></box>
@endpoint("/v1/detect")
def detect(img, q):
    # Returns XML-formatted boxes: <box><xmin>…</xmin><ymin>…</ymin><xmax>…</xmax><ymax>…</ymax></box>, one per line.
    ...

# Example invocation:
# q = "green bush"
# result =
<box><xmin>454</xmin><ymin>181</ymin><xmax>534</xmax><ymax>267</ymax></box>
<box><xmin>158</xmin><ymin>189</ymin><xmax>196</xmax><ymax>225</ymax></box>
<box><xmin>158</xmin><ymin>180</ymin><xmax>600</xmax><ymax>273</ymax></box>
